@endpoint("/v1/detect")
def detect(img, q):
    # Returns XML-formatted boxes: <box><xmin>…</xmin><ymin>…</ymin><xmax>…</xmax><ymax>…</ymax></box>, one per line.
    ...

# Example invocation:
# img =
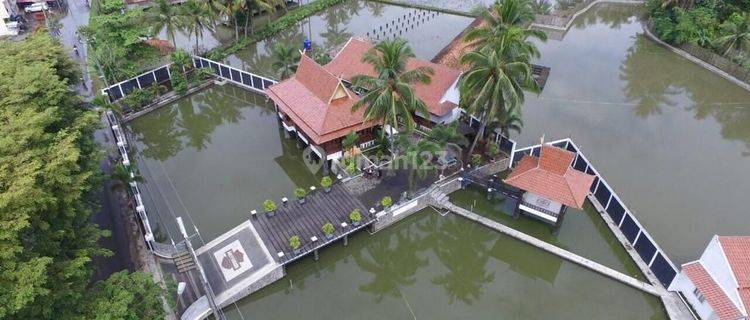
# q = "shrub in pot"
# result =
<box><xmin>289</xmin><ymin>235</ymin><xmax>301</xmax><ymax>255</ymax></box>
<box><xmin>471</xmin><ymin>154</ymin><xmax>482</xmax><ymax>167</ymax></box>
<box><xmin>295</xmin><ymin>187</ymin><xmax>307</xmax><ymax>203</ymax></box>
<box><xmin>381</xmin><ymin>196</ymin><xmax>393</xmax><ymax>210</ymax></box>
<box><xmin>321</xmin><ymin>176</ymin><xmax>333</xmax><ymax>192</ymax></box>
<box><xmin>322</xmin><ymin>222</ymin><xmax>335</xmax><ymax>239</ymax></box>
<box><xmin>263</xmin><ymin>199</ymin><xmax>277</xmax><ymax>217</ymax></box>
<box><xmin>350</xmin><ymin>209</ymin><xmax>362</xmax><ymax>226</ymax></box>
<box><xmin>488</xmin><ymin>143</ymin><xmax>500</xmax><ymax>160</ymax></box>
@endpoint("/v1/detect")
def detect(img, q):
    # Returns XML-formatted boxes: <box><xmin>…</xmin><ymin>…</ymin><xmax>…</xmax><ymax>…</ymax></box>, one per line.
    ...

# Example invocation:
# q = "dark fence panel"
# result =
<box><xmin>566</xmin><ymin>142</ymin><xmax>577</xmax><ymax>153</ymax></box>
<box><xmin>606</xmin><ymin>198</ymin><xmax>625</xmax><ymax>223</ymax></box>
<box><xmin>620</xmin><ymin>214</ymin><xmax>640</xmax><ymax>243</ymax></box>
<box><xmin>634</xmin><ymin>235</ymin><xmax>657</xmax><ymax>263</ymax></box>
<box><xmin>589</xmin><ymin>177</ymin><xmax>599</xmax><ymax>193</ymax></box>
<box><xmin>220</xmin><ymin>66</ymin><xmax>230</xmax><ymax>78</ymax></box>
<box><xmin>105</xmin><ymin>87</ymin><xmax>122</xmax><ymax>101</ymax></box>
<box><xmin>651</xmin><ymin>253</ymin><xmax>678</xmax><ymax>287</ymax></box>
<box><xmin>532</xmin><ymin>146</ymin><xmax>541</xmax><ymax>157</ymax></box>
<box><xmin>194</xmin><ymin>58</ymin><xmax>203</xmax><ymax>68</ymax></box>
<box><xmin>210</xmin><ymin>62</ymin><xmax>220</xmax><ymax>75</ymax></box>
<box><xmin>154</xmin><ymin>67</ymin><xmax>170</xmax><ymax>83</ymax></box>
<box><xmin>499</xmin><ymin>136</ymin><xmax>513</xmax><ymax>154</ymax></box>
<box><xmin>263</xmin><ymin>79</ymin><xmax>274</xmax><ymax>89</ymax></box>
<box><xmin>121</xmin><ymin>79</ymin><xmax>139</xmax><ymax>95</ymax></box>
<box><xmin>594</xmin><ymin>183</ymin><xmax>611</xmax><ymax>205</ymax></box>
<box><xmin>138</xmin><ymin>73</ymin><xmax>156</xmax><ymax>87</ymax></box>
<box><xmin>241</xmin><ymin>72</ymin><xmax>253</xmax><ymax>87</ymax></box>
<box><xmin>573</xmin><ymin>154</ymin><xmax>588</xmax><ymax>172</ymax></box>
<box><xmin>252</xmin><ymin>75</ymin><xmax>262</xmax><ymax>90</ymax></box>
<box><xmin>231</xmin><ymin>69</ymin><xmax>241</xmax><ymax>82</ymax></box>
<box><xmin>552</xmin><ymin>141</ymin><xmax>566</xmax><ymax>148</ymax></box>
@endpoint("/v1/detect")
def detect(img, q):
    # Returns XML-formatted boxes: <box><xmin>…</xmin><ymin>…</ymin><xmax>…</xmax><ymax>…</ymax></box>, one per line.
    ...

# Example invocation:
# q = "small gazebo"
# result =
<box><xmin>503</xmin><ymin>144</ymin><xmax>595</xmax><ymax>230</ymax></box>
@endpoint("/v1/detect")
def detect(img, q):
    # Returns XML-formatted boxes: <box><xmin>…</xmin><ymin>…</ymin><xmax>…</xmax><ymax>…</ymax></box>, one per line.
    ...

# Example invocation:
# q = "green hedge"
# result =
<box><xmin>208</xmin><ymin>0</ymin><xmax>347</xmax><ymax>60</ymax></box>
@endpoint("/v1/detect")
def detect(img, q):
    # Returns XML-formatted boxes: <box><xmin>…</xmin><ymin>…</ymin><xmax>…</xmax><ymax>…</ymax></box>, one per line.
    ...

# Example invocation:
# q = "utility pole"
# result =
<box><xmin>176</xmin><ymin>217</ymin><xmax>226</xmax><ymax>320</ymax></box>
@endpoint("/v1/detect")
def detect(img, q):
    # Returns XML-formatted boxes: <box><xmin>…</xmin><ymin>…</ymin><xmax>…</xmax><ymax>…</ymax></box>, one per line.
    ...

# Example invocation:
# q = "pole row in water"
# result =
<box><xmin>364</xmin><ymin>9</ymin><xmax>440</xmax><ymax>42</ymax></box>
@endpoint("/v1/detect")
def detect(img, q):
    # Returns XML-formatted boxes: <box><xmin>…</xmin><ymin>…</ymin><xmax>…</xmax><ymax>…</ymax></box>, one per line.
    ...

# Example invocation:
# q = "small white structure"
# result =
<box><xmin>669</xmin><ymin>236</ymin><xmax>750</xmax><ymax>320</ymax></box>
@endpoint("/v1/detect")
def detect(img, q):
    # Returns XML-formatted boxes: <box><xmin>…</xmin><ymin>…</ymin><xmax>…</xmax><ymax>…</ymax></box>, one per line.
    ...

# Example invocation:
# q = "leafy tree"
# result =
<box><xmin>351</xmin><ymin>38</ymin><xmax>434</xmax><ymax>148</ymax></box>
<box><xmin>181</xmin><ymin>0</ymin><xmax>215</xmax><ymax>54</ymax></box>
<box><xmin>271</xmin><ymin>42</ymin><xmax>300</xmax><ymax>79</ymax></box>
<box><xmin>85</xmin><ymin>271</ymin><xmax>167</xmax><ymax>320</ymax></box>
<box><xmin>342</xmin><ymin>130</ymin><xmax>359</xmax><ymax>151</ymax></box>
<box><xmin>0</xmin><ymin>33</ymin><xmax>107</xmax><ymax>319</ymax></box>
<box><xmin>148</xmin><ymin>0</ymin><xmax>185</xmax><ymax>47</ymax></box>
<box><xmin>714</xmin><ymin>12</ymin><xmax>750</xmax><ymax>55</ymax></box>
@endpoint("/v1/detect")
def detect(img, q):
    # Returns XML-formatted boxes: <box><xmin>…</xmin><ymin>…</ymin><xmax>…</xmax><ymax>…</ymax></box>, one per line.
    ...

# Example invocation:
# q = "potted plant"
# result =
<box><xmin>350</xmin><ymin>209</ymin><xmax>362</xmax><ymax>226</ymax></box>
<box><xmin>471</xmin><ymin>154</ymin><xmax>482</xmax><ymax>167</ymax></box>
<box><xmin>321</xmin><ymin>176</ymin><xmax>333</xmax><ymax>192</ymax></box>
<box><xmin>289</xmin><ymin>235</ymin><xmax>301</xmax><ymax>255</ymax></box>
<box><xmin>381</xmin><ymin>196</ymin><xmax>393</xmax><ymax>210</ymax></box>
<box><xmin>488</xmin><ymin>143</ymin><xmax>500</xmax><ymax>161</ymax></box>
<box><xmin>295</xmin><ymin>187</ymin><xmax>307</xmax><ymax>204</ymax></box>
<box><xmin>263</xmin><ymin>199</ymin><xmax>277</xmax><ymax>217</ymax></box>
<box><xmin>322</xmin><ymin>222</ymin><xmax>335</xmax><ymax>239</ymax></box>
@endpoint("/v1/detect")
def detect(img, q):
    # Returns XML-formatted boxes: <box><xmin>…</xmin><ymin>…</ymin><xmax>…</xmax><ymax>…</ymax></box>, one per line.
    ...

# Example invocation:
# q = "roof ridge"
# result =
<box><xmin>562</xmin><ymin>168</ymin><xmax>584</xmax><ymax>208</ymax></box>
<box><xmin>697</xmin><ymin>260</ymin><xmax>747</xmax><ymax>317</ymax></box>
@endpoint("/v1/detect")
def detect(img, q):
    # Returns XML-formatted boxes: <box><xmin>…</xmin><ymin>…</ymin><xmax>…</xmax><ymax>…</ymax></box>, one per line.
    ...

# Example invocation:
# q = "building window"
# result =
<box><xmin>693</xmin><ymin>288</ymin><xmax>706</xmax><ymax>303</ymax></box>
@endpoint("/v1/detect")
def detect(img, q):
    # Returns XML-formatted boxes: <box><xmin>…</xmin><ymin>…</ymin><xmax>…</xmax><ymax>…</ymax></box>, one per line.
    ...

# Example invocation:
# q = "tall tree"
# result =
<box><xmin>459</xmin><ymin>45</ymin><xmax>537</xmax><ymax>158</ymax></box>
<box><xmin>149</xmin><ymin>0</ymin><xmax>184</xmax><ymax>47</ymax></box>
<box><xmin>0</xmin><ymin>33</ymin><xmax>107</xmax><ymax>319</ymax></box>
<box><xmin>351</xmin><ymin>38</ymin><xmax>434</xmax><ymax>148</ymax></box>
<box><xmin>713</xmin><ymin>12</ymin><xmax>750</xmax><ymax>55</ymax></box>
<box><xmin>180</xmin><ymin>0</ymin><xmax>215</xmax><ymax>54</ymax></box>
<box><xmin>270</xmin><ymin>42</ymin><xmax>300</xmax><ymax>79</ymax></box>
<box><xmin>85</xmin><ymin>271</ymin><xmax>168</xmax><ymax>320</ymax></box>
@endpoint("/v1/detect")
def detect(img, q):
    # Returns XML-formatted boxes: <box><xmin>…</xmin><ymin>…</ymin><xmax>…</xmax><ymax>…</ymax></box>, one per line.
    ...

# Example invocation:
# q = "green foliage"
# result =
<box><xmin>294</xmin><ymin>187</ymin><xmax>307</xmax><ymax>199</ymax></box>
<box><xmin>0</xmin><ymin>34</ymin><xmax>108</xmax><ymax>319</ymax></box>
<box><xmin>342</xmin><ymin>131</ymin><xmax>359</xmax><ymax>151</ymax></box>
<box><xmin>271</xmin><ymin>42</ymin><xmax>300</xmax><ymax>79</ymax></box>
<box><xmin>313</xmin><ymin>51</ymin><xmax>333</xmax><ymax>65</ymax></box>
<box><xmin>289</xmin><ymin>235</ymin><xmax>301</xmax><ymax>249</ymax></box>
<box><xmin>344</xmin><ymin>157</ymin><xmax>358</xmax><ymax>174</ymax></box>
<box><xmin>322</xmin><ymin>222</ymin><xmax>335</xmax><ymax>235</ymax></box>
<box><xmin>320</xmin><ymin>176</ymin><xmax>333</xmax><ymax>188</ymax></box>
<box><xmin>82</xmin><ymin>0</ymin><xmax>157</xmax><ymax>81</ymax></box>
<box><xmin>85</xmin><ymin>271</ymin><xmax>166</xmax><ymax>320</ymax></box>
<box><xmin>349</xmin><ymin>209</ymin><xmax>362</xmax><ymax>222</ymax></box>
<box><xmin>208</xmin><ymin>0</ymin><xmax>347</xmax><ymax>59</ymax></box>
<box><xmin>381</xmin><ymin>196</ymin><xmax>393</xmax><ymax>208</ymax></box>
<box><xmin>263</xmin><ymin>199</ymin><xmax>277</xmax><ymax>212</ymax></box>
<box><xmin>121</xmin><ymin>87</ymin><xmax>156</xmax><ymax>110</ymax></box>
<box><xmin>471</xmin><ymin>153</ymin><xmax>483</xmax><ymax>166</ymax></box>
<box><xmin>488</xmin><ymin>142</ymin><xmax>500</xmax><ymax>157</ymax></box>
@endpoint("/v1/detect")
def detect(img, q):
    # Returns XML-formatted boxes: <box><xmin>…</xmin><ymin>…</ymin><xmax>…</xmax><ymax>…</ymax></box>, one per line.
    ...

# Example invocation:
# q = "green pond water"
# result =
<box><xmin>126</xmin><ymin>1</ymin><xmax>750</xmax><ymax>318</ymax></box>
<box><xmin>226</xmin><ymin>0</ymin><xmax>474</xmax><ymax>77</ymax></box>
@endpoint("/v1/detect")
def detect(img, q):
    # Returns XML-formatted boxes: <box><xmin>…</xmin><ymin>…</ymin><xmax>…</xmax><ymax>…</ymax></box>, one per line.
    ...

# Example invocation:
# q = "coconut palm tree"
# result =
<box><xmin>713</xmin><ymin>13</ymin><xmax>750</xmax><ymax>56</ymax></box>
<box><xmin>459</xmin><ymin>45</ymin><xmax>537</xmax><ymax>158</ymax></box>
<box><xmin>428</xmin><ymin>124</ymin><xmax>468</xmax><ymax>148</ymax></box>
<box><xmin>351</xmin><ymin>38</ymin><xmax>434</xmax><ymax>147</ymax></box>
<box><xmin>270</xmin><ymin>42</ymin><xmax>300</xmax><ymax>79</ymax></box>
<box><xmin>491</xmin><ymin>104</ymin><xmax>524</xmax><ymax>136</ymax></box>
<box><xmin>149</xmin><ymin>0</ymin><xmax>184</xmax><ymax>48</ymax></box>
<box><xmin>180</xmin><ymin>0</ymin><xmax>215</xmax><ymax>54</ymax></box>
<box><xmin>464</xmin><ymin>0</ymin><xmax>547</xmax><ymax>57</ymax></box>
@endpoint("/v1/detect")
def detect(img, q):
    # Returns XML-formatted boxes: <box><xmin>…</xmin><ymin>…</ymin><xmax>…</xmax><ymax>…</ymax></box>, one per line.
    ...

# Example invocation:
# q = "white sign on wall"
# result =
<box><xmin>213</xmin><ymin>240</ymin><xmax>253</xmax><ymax>282</ymax></box>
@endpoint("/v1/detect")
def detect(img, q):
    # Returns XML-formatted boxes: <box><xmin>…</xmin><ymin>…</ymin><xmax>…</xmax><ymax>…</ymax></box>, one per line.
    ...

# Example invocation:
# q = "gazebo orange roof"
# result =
<box><xmin>504</xmin><ymin>145</ymin><xmax>595</xmax><ymax>209</ymax></box>
<box><xmin>324</xmin><ymin>37</ymin><xmax>461</xmax><ymax>117</ymax></box>
<box><xmin>265</xmin><ymin>55</ymin><xmax>378</xmax><ymax>145</ymax></box>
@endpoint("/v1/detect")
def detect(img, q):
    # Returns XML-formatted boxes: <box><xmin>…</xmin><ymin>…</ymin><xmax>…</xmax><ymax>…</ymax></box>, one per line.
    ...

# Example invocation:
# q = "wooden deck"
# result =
<box><xmin>250</xmin><ymin>183</ymin><xmax>373</xmax><ymax>264</ymax></box>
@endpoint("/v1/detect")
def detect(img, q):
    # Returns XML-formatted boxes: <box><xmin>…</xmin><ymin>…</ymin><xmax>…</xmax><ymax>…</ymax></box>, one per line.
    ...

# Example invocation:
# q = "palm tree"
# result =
<box><xmin>111</xmin><ymin>163</ymin><xmax>144</xmax><ymax>191</ymax></box>
<box><xmin>351</xmin><ymin>38</ymin><xmax>434</xmax><ymax>149</ymax></box>
<box><xmin>713</xmin><ymin>13</ymin><xmax>750</xmax><ymax>56</ymax></box>
<box><xmin>149</xmin><ymin>0</ymin><xmax>184</xmax><ymax>48</ymax></box>
<box><xmin>428</xmin><ymin>124</ymin><xmax>468</xmax><ymax>148</ymax></box>
<box><xmin>270</xmin><ymin>42</ymin><xmax>300</xmax><ymax>79</ymax></box>
<box><xmin>459</xmin><ymin>45</ymin><xmax>537</xmax><ymax>158</ymax></box>
<box><xmin>180</xmin><ymin>0</ymin><xmax>215</xmax><ymax>54</ymax></box>
<box><xmin>492</xmin><ymin>104</ymin><xmax>524</xmax><ymax>136</ymax></box>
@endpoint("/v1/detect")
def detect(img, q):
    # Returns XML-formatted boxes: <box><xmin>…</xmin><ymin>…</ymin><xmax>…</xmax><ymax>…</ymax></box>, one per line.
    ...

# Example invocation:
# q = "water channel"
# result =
<box><xmin>126</xmin><ymin>1</ymin><xmax>750</xmax><ymax>318</ymax></box>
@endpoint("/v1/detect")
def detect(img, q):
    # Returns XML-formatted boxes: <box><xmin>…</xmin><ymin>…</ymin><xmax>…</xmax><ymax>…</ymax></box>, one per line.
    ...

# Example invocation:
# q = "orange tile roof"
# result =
<box><xmin>683</xmin><ymin>262</ymin><xmax>745</xmax><ymax>320</ymax></box>
<box><xmin>719</xmin><ymin>236</ymin><xmax>750</xmax><ymax>314</ymax></box>
<box><xmin>265</xmin><ymin>55</ymin><xmax>378</xmax><ymax>145</ymax></box>
<box><xmin>503</xmin><ymin>145</ymin><xmax>595</xmax><ymax>209</ymax></box>
<box><xmin>324</xmin><ymin>37</ymin><xmax>461</xmax><ymax>117</ymax></box>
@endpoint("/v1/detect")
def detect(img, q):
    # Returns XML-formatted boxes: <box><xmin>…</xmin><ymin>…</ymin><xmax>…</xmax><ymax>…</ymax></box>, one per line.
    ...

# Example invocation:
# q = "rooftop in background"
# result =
<box><xmin>504</xmin><ymin>145</ymin><xmax>595</xmax><ymax>209</ymax></box>
<box><xmin>324</xmin><ymin>37</ymin><xmax>462</xmax><ymax>117</ymax></box>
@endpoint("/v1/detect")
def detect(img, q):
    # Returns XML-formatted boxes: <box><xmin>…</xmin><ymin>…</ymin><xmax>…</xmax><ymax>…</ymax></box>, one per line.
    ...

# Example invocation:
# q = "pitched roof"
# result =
<box><xmin>683</xmin><ymin>262</ymin><xmax>745</xmax><ymax>320</ymax></box>
<box><xmin>323</xmin><ymin>37</ymin><xmax>461</xmax><ymax>117</ymax></box>
<box><xmin>718</xmin><ymin>236</ymin><xmax>750</xmax><ymax>313</ymax></box>
<box><xmin>503</xmin><ymin>145</ymin><xmax>595</xmax><ymax>209</ymax></box>
<box><xmin>265</xmin><ymin>55</ymin><xmax>377</xmax><ymax>145</ymax></box>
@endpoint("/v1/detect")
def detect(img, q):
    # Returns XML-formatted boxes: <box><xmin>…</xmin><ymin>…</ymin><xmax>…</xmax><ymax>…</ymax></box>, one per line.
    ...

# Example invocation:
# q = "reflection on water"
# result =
<box><xmin>519</xmin><ymin>3</ymin><xmax>750</xmax><ymax>262</ymax></box>
<box><xmin>129</xmin><ymin>85</ymin><xmax>321</xmax><ymax>240</ymax></box>
<box><xmin>227</xmin><ymin>0</ymin><xmax>473</xmax><ymax>78</ymax></box>
<box><xmin>229</xmin><ymin>211</ymin><xmax>666</xmax><ymax>319</ymax></box>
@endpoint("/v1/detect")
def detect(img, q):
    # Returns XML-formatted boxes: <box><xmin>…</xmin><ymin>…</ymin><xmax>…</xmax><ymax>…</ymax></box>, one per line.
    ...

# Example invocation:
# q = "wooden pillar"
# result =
<box><xmin>343</xmin><ymin>234</ymin><xmax>348</xmax><ymax>246</ymax></box>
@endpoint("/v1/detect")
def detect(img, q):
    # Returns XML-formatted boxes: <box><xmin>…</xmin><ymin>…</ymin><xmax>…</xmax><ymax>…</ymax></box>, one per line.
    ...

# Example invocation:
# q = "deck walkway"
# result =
<box><xmin>251</xmin><ymin>183</ymin><xmax>374</xmax><ymax>264</ymax></box>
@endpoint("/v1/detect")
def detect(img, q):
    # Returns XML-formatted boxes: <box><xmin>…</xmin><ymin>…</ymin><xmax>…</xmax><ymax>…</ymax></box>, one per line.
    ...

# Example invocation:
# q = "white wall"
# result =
<box><xmin>440</xmin><ymin>76</ymin><xmax>460</xmax><ymax>106</ymax></box>
<box><xmin>702</xmin><ymin>236</ymin><xmax>743</xmax><ymax>310</ymax></box>
<box><xmin>669</xmin><ymin>270</ymin><xmax>719</xmax><ymax>320</ymax></box>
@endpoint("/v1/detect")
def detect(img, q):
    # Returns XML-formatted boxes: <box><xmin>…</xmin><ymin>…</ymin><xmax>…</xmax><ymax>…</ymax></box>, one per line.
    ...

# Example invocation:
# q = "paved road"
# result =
<box><xmin>55</xmin><ymin>0</ymin><xmax>93</xmax><ymax>98</ymax></box>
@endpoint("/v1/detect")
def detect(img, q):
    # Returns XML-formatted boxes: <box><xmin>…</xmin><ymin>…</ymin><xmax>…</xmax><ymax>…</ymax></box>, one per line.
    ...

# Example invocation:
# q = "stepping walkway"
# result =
<box><xmin>429</xmin><ymin>191</ymin><xmax>660</xmax><ymax>295</ymax></box>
